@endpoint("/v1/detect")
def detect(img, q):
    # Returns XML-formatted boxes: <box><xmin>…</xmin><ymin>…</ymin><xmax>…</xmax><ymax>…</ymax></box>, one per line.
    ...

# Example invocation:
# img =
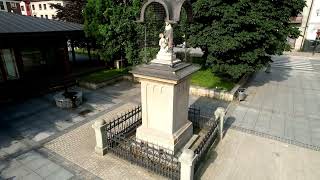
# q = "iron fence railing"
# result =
<box><xmin>104</xmin><ymin>105</ymin><xmax>142</xmax><ymax>139</ymax></box>
<box><xmin>188</xmin><ymin>106</ymin><xmax>216</xmax><ymax>129</ymax></box>
<box><xmin>104</xmin><ymin>105</ymin><xmax>180</xmax><ymax>180</ymax></box>
<box><xmin>193</xmin><ymin>119</ymin><xmax>219</xmax><ymax>172</ymax></box>
<box><xmin>106</xmin><ymin>131</ymin><xmax>180</xmax><ymax>179</ymax></box>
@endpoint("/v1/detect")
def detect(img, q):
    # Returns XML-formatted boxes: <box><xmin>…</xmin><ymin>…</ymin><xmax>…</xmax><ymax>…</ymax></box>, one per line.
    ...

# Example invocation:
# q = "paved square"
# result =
<box><xmin>226</xmin><ymin>55</ymin><xmax>320</xmax><ymax>149</ymax></box>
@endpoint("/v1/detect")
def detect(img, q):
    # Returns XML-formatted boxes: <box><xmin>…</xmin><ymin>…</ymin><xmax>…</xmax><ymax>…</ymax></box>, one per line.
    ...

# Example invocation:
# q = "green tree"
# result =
<box><xmin>50</xmin><ymin>0</ymin><xmax>86</xmax><ymax>24</ymax></box>
<box><xmin>189</xmin><ymin>0</ymin><xmax>305</xmax><ymax>79</ymax></box>
<box><xmin>84</xmin><ymin>0</ymin><xmax>141</xmax><ymax>64</ymax></box>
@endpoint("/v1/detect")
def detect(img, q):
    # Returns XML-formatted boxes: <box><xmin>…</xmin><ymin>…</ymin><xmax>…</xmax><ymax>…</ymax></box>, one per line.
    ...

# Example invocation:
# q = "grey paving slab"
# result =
<box><xmin>229</xmin><ymin>55</ymin><xmax>320</xmax><ymax>149</ymax></box>
<box><xmin>34</xmin><ymin>162</ymin><xmax>61</xmax><ymax>178</ymax></box>
<box><xmin>22</xmin><ymin>172</ymin><xmax>43</xmax><ymax>180</ymax></box>
<box><xmin>45</xmin><ymin>168</ymin><xmax>74</xmax><ymax>180</ymax></box>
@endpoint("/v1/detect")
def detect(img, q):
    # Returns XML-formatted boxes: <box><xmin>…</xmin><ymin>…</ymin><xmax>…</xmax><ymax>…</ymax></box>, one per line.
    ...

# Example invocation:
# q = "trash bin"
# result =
<box><xmin>238</xmin><ymin>88</ymin><xmax>246</xmax><ymax>101</ymax></box>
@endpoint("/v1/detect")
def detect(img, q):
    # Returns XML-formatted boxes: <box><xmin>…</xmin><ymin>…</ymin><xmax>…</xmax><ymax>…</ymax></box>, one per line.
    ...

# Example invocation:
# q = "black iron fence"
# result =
<box><xmin>188</xmin><ymin>106</ymin><xmax>216</xmax><ymax>129</ymax></box>
<box><xmin>102</xmin><ymin>105</ymin><xmax>220</xmax><ymax>179</ymax></box>
<box><xmin>104</xmin><ymin>105</ymin><xmax>142</xmax><ymax>139</ymax></box>
<box><xmin>194</xmin><ymin>119</ymin><xmax>219</xmax><ymax>171</ymax></box>
<box><xmin>188</xmin><ymin>106</ymin><xmax>220</xmax><ymax>172</ymax></box>
<box><xmin>103</xmin><ymin>105</ymin><xmax>181</xmax><ymax>180</ymax></box>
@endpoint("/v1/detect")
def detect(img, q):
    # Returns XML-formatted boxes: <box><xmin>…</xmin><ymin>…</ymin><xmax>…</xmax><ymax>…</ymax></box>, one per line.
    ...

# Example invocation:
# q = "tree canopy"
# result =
<box><xmin>50</xmin><ymin>0</ymin><xmax>86</xmax><ymax>24</ymax></box>
<box><xmin>189</xmin><ymin>0</ymin><xmax>305</xmax><ymax>79</ymax></box>
<box><xmin>82</xmin><ymin>0</ymin><xmax>305</xmax><ymax>75</ymax></box>
<box><xmin>84</xmin><ymin>0</ymin><xmax>141</xmax><ymax>64</ymax></box>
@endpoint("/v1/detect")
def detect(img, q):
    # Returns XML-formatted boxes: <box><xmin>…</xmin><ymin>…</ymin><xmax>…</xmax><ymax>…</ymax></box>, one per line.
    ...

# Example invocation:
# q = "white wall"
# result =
<box><xmin>20</xmin><ymin>1</ymin><xmax>27</xmax><ymax>15</ymax></box>
<box><xmin>305</xmin><ymin>0</ymin><xmax>320</xmax><ymax>40</ymax></box>
<box><xmin>30</xmin><ymin>0</ymin><xmax>64</xmax><ymax>19</ymax></box>
<box><xmin>294</xmin><ymin>0</ymin><xmax>313</xmax><ymax>50</ymax></box>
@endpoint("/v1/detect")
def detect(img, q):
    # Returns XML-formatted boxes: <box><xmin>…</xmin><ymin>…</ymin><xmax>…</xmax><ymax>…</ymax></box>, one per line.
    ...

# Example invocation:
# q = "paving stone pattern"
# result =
<box><xmin>226</xmin><ymin>55</ymin><xmax>320</xmax><ymax>149</ymax></box>
<box><xmin>199</xmin><ymin>129</ymin><xmax>320</xmax><ymax>180</ymax></box>
<box><xmin>44</xmin><ymin>103</ymin><xmax>165</xmax><ymax>180</ymax></box>
<box><xmin>0</xmin><ymin>151</ymin><xmax>73</xmax><ymax>180</ymax></box>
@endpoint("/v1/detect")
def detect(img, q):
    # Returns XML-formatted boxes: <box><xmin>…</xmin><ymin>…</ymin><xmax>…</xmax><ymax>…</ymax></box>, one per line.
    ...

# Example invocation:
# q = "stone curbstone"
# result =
<box><xmin>79</xmin><ymin>74</ymin><xmax>137</xmax><ymax>90</ymax></box>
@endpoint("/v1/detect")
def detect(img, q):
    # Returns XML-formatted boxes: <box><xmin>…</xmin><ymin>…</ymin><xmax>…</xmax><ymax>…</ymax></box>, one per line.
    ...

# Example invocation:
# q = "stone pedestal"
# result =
<box><xmin>131</xmin><ymin>61</ymin><xmax>199</xmax><ymax>153</ymax></box>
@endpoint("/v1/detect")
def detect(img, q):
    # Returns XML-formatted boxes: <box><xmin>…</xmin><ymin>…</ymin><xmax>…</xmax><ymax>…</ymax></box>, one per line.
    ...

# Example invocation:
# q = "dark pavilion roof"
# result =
<box><xmin>0</xmin><ymin>11</ymin><xmax>83</xmax><ymax>34</ymax></box>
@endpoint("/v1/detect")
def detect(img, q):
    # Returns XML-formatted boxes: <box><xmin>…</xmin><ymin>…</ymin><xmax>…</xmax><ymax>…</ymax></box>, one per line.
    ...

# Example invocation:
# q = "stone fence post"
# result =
<box><xmin>92</xmin><ymin>119</ymin><xmax>107</xmax><ymax>156</ymax></box>
<box><xmin>214</xmin><ymin>107</ymin><xmax>226</xmax><ymax>140</ymax></box>
<box><xmin>179</xmin><ymin>149</ymin><xmax>198</xmax><ymax>180</ymax></box>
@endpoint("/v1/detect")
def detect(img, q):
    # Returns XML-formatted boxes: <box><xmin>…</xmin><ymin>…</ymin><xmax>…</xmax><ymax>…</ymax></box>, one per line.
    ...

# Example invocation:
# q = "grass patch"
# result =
<box><xmin>75</xmin><ymin>48</ymin><xmax>99</xmax><ymax>56</ymax></box>
<box><xmin>80</xmin><ymin>68</ymin><xmax>128</xmax><ymax>84</ymax></box>
<box><xmin>191</xmin><ymin>69</ymin><xmax>235</xmax><ymax>91</ymax></box>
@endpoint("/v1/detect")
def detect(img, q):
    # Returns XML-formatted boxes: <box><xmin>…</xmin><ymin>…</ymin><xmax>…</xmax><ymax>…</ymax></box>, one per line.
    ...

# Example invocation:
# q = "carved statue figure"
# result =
<box><xmin>159</xmin><ymin>33</ymin><xmax>169</xmax><ymax>52</ymax></box>
<box><xmin>164</xmin><ymin>22</ymin><xmax>173</xmax><ymax>50</ymax></box>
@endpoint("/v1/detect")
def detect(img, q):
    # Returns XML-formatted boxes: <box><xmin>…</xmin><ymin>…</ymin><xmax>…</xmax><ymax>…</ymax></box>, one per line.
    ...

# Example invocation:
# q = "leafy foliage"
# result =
<box><xmin>84</xmin><ymin>0</ymin><xmax>141</xmax><ymax>64</ymax></box>
<box><xmin>189</xmin><ymin>0</ymin><xmax>305</xmax><ymax>79</ymax></box>
<box><xmin>50</xmin><ymin>0</ymin><xmax>86</xmax><ymax>24</ymax></box>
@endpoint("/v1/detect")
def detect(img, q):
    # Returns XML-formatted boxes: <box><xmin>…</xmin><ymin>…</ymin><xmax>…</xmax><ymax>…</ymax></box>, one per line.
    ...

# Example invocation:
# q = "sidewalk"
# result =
<box><xmin>199</xmin><ymin>129</ymin><xmax>320</xmax><ymax>180</ymax></box>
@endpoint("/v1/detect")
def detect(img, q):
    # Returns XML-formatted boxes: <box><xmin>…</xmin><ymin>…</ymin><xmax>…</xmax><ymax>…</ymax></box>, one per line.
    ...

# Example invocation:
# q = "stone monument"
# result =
<box><xmin>132</xmin><ymin>16</ymin><xmax>199</xmax><ymax>153</ymax></box>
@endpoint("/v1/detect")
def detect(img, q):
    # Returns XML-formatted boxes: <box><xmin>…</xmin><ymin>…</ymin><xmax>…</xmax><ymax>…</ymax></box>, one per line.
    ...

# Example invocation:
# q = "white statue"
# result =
<box><xmin>164</xmin><ymin>22</ymin><xmax>173</xmax><ymax>50</ymax></box>
<box><xmin>159</xmin><ymin>33</ymin><xmax>169</xmax><ymax>52</ymax></box>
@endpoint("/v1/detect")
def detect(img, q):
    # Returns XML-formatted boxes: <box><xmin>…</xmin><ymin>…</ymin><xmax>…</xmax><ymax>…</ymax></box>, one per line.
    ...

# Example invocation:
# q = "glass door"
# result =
<box><xmin>0</xmin><ymin>49</ymin><xmax>19</xmax><ymax>80</ymax></box>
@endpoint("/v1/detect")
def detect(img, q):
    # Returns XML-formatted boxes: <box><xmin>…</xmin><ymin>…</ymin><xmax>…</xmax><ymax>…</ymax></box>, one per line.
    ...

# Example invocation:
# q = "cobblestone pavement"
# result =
<box><xmin>0</xmin><ymin>81</ymin><xmax>141</xmax><ymax>179</ymax></box>
<box><xmin>0</xmin><ymin>79</ymin><xmax>226</xmax><ymax>179</ymax></box>
<box><xmin>226</xmin><ymin>55</ymin><xmax>320</xmax><ymax>150</ymax></box>
<box><xmin>45</xmin><ymin>103</ymin><xmax>165</xmax><ymax>180</ymax></box>
<box><xmin>199</xmin><ymin>129</ymin><xmax>320</xmax><ymax>180</ymax></box>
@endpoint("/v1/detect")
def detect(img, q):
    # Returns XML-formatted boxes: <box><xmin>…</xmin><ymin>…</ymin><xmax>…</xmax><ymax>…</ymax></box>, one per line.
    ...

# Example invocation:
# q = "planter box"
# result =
<box><xmin>79</xmin><ymin>74</ymin><xmax>134</xmax><ymax>90</ymax></box>
<box><xmin>190</xmin><ymin>73</ymin><xmax>251</xmax><ymax>102</ymax></box>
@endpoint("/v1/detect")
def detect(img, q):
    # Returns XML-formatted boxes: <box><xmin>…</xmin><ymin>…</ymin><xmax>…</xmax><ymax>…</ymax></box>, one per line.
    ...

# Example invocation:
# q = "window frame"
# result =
<box><xmin>10</xmin><ymin>2</ymin><xmax>17</xmax><ymax>8</ymax></box>
<box><xmin>0</xmin><ymin>1</ymin><xmax>5</xmax><ymax>10</ymax></box>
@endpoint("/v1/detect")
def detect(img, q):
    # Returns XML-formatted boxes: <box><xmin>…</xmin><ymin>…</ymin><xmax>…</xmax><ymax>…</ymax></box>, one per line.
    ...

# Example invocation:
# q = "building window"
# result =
<box><xmin>0</xmin><ymin>1</ymin><xmax>4</xmax><ymax>10</ymax></box>
<box><xmin>43</xmin><ymin>4</ymin><xmax>46</xmax><ymax>10</ymax></box>
<box><xmin>32</xmin><ymin>4</ymin><xmax>35</xmax><ymax>10</ymax></box>
<box><xmin>317</xmin><ymin>9</ymin><xmax>320</xmax><ymax>16</ymax></box>
<box><xmin>0</xmin><ymin>49</ymin><xmax>20</xmax><ymax>80</ymax></box>
<box><xmin>50</xmin><ymin>5</ymin><xmax>53</xmax><ymax>9</ymax></box>
<box><xmin>39</xmin><ymin>4</ymin><xmax>42</xmax><ymax>10</ymax></box>
<box><xmin>10</xmin><ymin>2</ymin><xmax>16</xmax><ymax>8</ymax></box>
<box><xmin>40</xmin><ymin>15</ymin><xmax>43</xmax><ymax>18</ymax></box>
<box><xmin>34</xmin><ymin>15</ymin><xmax>36</xmax><ymax>17</ymax></box>
<box><xmin>45</xmin><ymin>15</ymin><xmax>48</xmax><ymax>19</ymax></box>
<box><xmin>20</xmin><ymin>6</ymin><xmax>24</xmax><ymax>11</ymax></box>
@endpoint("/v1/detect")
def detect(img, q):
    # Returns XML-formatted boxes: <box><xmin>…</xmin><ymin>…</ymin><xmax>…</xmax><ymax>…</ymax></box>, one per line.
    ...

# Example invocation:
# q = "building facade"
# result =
<box><xmin>292</xmin><ymin>0</ymin><xmax>320</xmax><ymax>51</ymax></box>
<box><xmin>0</xmin><ymin>11</ymin><xmax>83</xmax><ymax>102</ymax></box>
<box><xmin>1</xmin><ymin>0</ymin><xmax>64</xmax><ymax>19</ymax></box>
<box><xmin>0</xmin><ymin>0</ymin><xmax>23</xmax><ymax>14</ymax></box>
<box><xmin>29</xmin><ymin>0</ymin><xmax>64</xmax><ymax>19</ymax></box>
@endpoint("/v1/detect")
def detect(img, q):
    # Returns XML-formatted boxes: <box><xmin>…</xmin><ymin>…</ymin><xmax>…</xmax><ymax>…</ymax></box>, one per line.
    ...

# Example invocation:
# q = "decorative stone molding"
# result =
<box><xmin>92</xmin><ymin>119</ymin><xmax>107</xmax><ymax>156</ymax></box>
<box><xmin>179</xmin><ymin>149</ymin><xmax>197</xmax><ymax>180</ymax></box>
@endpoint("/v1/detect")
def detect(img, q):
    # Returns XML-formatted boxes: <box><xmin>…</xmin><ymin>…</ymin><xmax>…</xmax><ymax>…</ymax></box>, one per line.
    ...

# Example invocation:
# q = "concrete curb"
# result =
<box><xmin>79</xmin><ymin>74</ymin><xmax>134</xmax><ymax>90</ymax></box>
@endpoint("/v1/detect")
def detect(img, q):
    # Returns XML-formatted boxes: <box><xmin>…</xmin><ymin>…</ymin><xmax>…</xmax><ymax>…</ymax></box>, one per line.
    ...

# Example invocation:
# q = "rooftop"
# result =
<box><xmin>0</xmin><ymin>11</ymin><xmax>83</xmax><ymax>35</ymax></box>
